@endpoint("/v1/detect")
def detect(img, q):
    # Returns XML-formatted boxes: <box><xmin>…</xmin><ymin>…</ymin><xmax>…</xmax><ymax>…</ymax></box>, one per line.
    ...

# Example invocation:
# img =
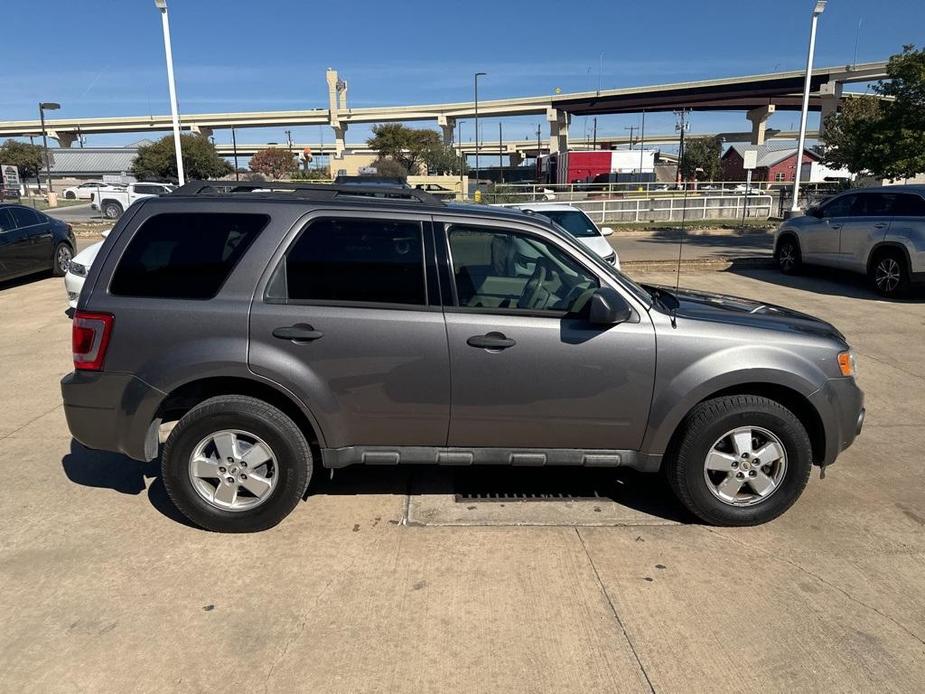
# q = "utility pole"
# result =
<box><xmin>498</xmin><ymin>121</ymin><xmax>504</xmax><ymax>183</ymax></box>
<box><xmin>474</xmin><ymin>72</ymin><xmax>486</xmax><ymax>189</ymax></box>
<box><xmin>231</xmin><ymin>127</ymin><xmax>239</xmax><ymax>181</ymax></box>
<box><xmin>791</xmin><ymin>0</ymin><xmax>827</xmax><ymax>213</ymax></box>
<box><xmin>154</xmin><ymin>0</ymin><xmax>184</xmax><ymax>185</ymax></box>
<box><xmin>285</xmin><ymin>129</ymin><xmax>293</xmax><ymax>154</ymax></box>
<box><xmin>592</xmin><ymin>117</ymin><xmax>597</xmax><ymax>149</ymax></box>
<box><xmin>624</xmin><ymin>125</ymin><xmax>637</xmax><ymax>149</ymax></box>
<box><xmin>536</xmin><ymin>123</ymin><xmax>542</xmax><ymax>182</ymax></box>
<box><xmin>639</xmin><ymin>110</ymin><xmax>646</xmax><ymax>179</ymax></box>
<box><xmin>675</xmin><ymin>109</ymin><xmax>689</xmax><ymax>185</ymax></box>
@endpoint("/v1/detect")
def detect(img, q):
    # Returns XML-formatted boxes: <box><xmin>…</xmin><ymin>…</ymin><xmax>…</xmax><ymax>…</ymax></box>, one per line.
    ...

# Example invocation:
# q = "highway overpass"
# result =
<box><xmin>0</xmin><ymin>61</ymin><xmax>884</xmax><ymax>156</ymax></box>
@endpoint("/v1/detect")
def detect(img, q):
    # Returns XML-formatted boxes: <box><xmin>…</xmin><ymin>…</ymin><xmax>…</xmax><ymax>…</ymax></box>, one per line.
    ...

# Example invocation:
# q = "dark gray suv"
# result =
<box><xmin>61</xmin><ymin>182</ymin><xmax>864</xmax><ymax>532</ymax></box>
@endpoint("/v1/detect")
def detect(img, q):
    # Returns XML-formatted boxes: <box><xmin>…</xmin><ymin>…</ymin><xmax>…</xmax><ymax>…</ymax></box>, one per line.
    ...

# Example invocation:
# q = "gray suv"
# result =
<box><xmin>61</xmin><ymin>181</ymin><xmax>864</xmax><ymax>532</ymax></box>
<box><xmin>775</xmin><ymin>185</ymin><xmax>925</xmax><ymax>296</ymax></box>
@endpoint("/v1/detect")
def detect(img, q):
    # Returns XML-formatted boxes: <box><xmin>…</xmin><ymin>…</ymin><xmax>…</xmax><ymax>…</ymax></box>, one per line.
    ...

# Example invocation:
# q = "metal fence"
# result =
<box><xmin>564</xmin><ymin>194</ymin><xmax>774</xmax><ymax>224</ymax></box>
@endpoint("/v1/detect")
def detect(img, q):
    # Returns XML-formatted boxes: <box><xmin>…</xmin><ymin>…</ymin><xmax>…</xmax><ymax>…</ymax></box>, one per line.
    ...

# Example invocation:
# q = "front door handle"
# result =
<box><xmin>830</xmin><ymin>224</ymin><xmax>842</xmax><ymax>230</ymax></box>
<box><xmin>273</xmin><ymin>323</ymin><xmax>324</xmax><ymax>342</ymax></box>
<box><xmin>873</xmin><ymin>222</ymin><xmax>888</xmax><ymax>229</ymax></box>
<box><xmin>467</xmin><ymin>331</ymin><xmax>516</xmax><ymax>350</ymax></box>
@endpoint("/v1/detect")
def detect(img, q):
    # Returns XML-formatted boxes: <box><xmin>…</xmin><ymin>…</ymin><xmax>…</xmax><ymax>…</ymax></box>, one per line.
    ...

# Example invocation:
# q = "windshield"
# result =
<box><xmin>534</xmin><ymin>209</ymin><xmax>600</xmax><ymax>238</ymax></box>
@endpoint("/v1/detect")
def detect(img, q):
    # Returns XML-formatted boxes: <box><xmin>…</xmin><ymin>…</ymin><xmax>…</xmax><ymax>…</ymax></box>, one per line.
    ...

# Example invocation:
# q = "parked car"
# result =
<box><xmin>414</xmin><ymin>183</ymin><xmax>455</xmax><ymax>200</ymax></box>
<box><xmin>90</xmin><ymin>182</ymin><xmax>174</xmax><ymax>219</ymax></box>
<box><xmin>62</xmin><ymin>181</ymin><xmax>117</xmax><ymax>200</ymax></box>
<box><xmin>0</xmin><ymin>203</ymin><xmax>75</xmax><ymax>282</ymax></box>
<box><xmin>506</xmin><ymin>203</ymin><xmax>620</xmax><ymax>267</ymax></box>
<box><xmin>774</xmin><ymin>185</ymin><xmax>925</xmax><ymax>297</ymax></box>
<box><xmin>62</xmin><ymin>180</ymin><xmax>863</xmax><ymax>532</ymax></box>
<box><xmin>64</xmin><ymin>230</ymin><xmax>109</xmax><ymax>311</ymax></box>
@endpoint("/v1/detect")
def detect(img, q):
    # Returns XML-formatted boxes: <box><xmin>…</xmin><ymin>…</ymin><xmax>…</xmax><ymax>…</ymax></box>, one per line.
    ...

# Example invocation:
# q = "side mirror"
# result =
<box><xmin>589</xmin><ymin>287</ymin><xmax>633</xmax><ymax>326</ymax></box>
<box><xmin>600</xmin><ymin>226</ymin><xmax>614</xmax><ymax>236</ymax></box>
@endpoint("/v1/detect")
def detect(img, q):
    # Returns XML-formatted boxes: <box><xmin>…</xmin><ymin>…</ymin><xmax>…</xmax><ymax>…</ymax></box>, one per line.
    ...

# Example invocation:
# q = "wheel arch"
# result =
<box><xmin>866</xmin><ymin>241</ymin><xmax>911</xmax><ymax>274</ymax></box>
<box><xmin>154</xmin><ymin>375</ymin><xmax>325</xmax><ymax>449</ymax></box>
<box><xmin>774</xmin><ymin>229</ymin><xmax>801</xmax><ymax>256</ymax></box>
<box><xmin>660</xmin><ymin>381</ymin><xmax>827</xmax><ymax>467</ymax></box>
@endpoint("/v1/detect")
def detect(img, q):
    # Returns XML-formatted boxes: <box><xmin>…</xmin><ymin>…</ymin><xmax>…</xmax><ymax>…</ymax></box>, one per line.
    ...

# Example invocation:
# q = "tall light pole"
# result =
<box><xmin>474</xmin><ymin>72</ymin><xmax>486</xmax><ymax>187</ymax></box>
<box><xmin>791</xmin><ymin>0</ymin><xmax>826</xmax><ymax>213</ymax></box>
<box><xmin>155</xmin><ymin>0</ymin><xmax>185</xmax><ymax>185</ymax></box>
<box><xmin>38</xmin><ymin>102</ymin><xmax>60</xmax><ymax>196</ymax></box>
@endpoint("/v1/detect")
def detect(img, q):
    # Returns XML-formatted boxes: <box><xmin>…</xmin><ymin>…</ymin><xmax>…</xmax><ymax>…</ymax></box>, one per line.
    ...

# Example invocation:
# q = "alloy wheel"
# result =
<box><xmin>703</xmin><ymin>426</ymin><xmax>788</xmax><ymax>506</ymax></box>
<box><xmin>188</xmin><ymin>429</ymin><xmax>278</xmax><ymax>512</ymax></box>
<box><xmin>57</xmin><ymin>245</ymin><xmax>72</xmax><ymax>274</ymax></box>
<box><xmin>874</xmin><ymin>257</ymin><xmax>901</xmax><ymax>294</ymax></box>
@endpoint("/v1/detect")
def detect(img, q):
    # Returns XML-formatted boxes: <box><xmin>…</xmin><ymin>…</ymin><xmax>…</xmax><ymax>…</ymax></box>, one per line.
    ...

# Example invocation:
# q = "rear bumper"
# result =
<box><xmin>809</xmin><ymin>377</ymin><xmax>865</xmax><ymax>467</ymax></box>
<box><xmin>61</xmin><ymin>370</ymin><xmax>166</xmax><ymax>462</ymax></box>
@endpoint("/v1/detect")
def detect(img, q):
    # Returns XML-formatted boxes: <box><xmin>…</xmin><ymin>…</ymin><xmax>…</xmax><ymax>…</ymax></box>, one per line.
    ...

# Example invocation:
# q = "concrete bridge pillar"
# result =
<box><xmin>332</xmin><ymin>125</ymin><xmax>347</xmax><ymax>158</ymax></box>
<box><xmin>508</xmin><ymin>151</ymin><xmax>524</xmax><ymax>168</ymax></box>
<box><xmin>437</xmin><ymin>115</ymin><xmax>456</xmax><ymax>145</ymax></box>
<box><xmin>547</xmin><ymin>108</ymin><xmax>570</xmax><ymax>155</ymax></box>
<box><xmin>190</xmin><ymin>124</ymin><xmax>214</xmax><ymax>139</ymax></box>
<box><xmin>48</xmin><ymin>131</ymin><xmax>77</xmax><ymax>148</ymax></box>
<box><xmin>817</xmin><ymin>80</ymin><xmax>843</xmax><ymax>140</ymax></box>
<box><xmin>747</xmin><ymin>104</ymin><xmax>775</xmax><ymax>145</ymax></box>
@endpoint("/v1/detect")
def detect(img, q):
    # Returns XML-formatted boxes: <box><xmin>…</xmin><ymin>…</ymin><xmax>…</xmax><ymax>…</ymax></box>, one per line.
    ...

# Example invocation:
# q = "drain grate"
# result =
<box><xmin>452</xmin><ymin>468</ymin><xmax>614</xmax><ymax>503</ymax></box>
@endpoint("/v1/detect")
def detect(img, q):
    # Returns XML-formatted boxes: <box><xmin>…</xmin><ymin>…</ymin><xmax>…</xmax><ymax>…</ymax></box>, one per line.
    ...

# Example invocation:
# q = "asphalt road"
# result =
<box><xmin>46</xmin><ymin>202</ymin><xmax>108</xmax><ymax>223</ymax></box>
<box><xmin>1</xmin><ymin>265</ymin><xmax>923</xmax><ymax>692</ymax></box>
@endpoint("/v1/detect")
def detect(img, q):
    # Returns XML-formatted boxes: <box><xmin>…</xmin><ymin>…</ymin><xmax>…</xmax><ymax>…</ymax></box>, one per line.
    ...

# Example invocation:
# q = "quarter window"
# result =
<box><xmin>447</xmin><ymin>225</ymin><xmax>598</xmax><ymax>313</ymax></box>
<box><xmin>9</xmin><ymin>207</ymin><xmax>42</xmax><ymax>228</ymax></box>
<box><xmin>111</xmin><ymin>213</ymin><xmax>267</xmax><ymax>299</ymax></box>
<box><xmin>281</xmin><ymin>217</ymin><xmax>426</xmax><ymax>306</ymax></box>
<box><xmin>894</xmin><ymin>194</ymin><xmax>925</xmax><ymax>217</ymax></box>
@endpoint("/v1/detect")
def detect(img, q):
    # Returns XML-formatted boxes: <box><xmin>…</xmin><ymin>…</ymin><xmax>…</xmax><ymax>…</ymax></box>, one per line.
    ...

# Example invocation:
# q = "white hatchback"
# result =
<box><xmin>65</xmin><ymin>230</ymin><xmax>109</xmax><ymax>310</ymax></box>
<box><xmin>508</xmin><ymin>203</ymin><xmax>620</xmax><ymax>269</ymax></box>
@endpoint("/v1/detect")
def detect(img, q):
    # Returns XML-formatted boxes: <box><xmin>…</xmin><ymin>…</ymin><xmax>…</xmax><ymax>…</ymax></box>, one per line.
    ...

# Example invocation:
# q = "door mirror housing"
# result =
<box><xmin>600</xmin><ymin>226</ymin><xmax>614</xmax><ymax>236</ymax></box>
<box><xmin>588</xmin><ymin>287</ymin><xmax>633</xmax><ymax>325</ymax></box>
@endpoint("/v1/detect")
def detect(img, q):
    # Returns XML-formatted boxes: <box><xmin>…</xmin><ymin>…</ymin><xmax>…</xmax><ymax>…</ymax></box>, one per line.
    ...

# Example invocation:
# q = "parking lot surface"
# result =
<box><xmin>1</xmin><ymin>265</ymin><xmax>923</xmax><ymax>693</ymax></box>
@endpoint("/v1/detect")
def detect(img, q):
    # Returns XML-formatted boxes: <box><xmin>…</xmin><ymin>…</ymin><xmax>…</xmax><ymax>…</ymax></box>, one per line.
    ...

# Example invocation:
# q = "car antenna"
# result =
<box><xmin>666</xmin><ymin>182</ymin><xmax>690</xmax><ymax>329</ymax></box>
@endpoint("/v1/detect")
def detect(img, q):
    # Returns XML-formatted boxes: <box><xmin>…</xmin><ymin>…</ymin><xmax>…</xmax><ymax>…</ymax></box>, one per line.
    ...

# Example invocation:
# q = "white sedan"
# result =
<box><xmin>506</xmin><ymin>203</ymin><xmax>620</xmax><ymax>268</ymax></box>
<box><xmin>65</xmin><ymin>230</ymin><xmax>109</xmax><ymax>310</ymax></box>
<box><xmin>62</xmin><ymin>181</ymin><xmax>116</xmax><ymax>200</ymax></box>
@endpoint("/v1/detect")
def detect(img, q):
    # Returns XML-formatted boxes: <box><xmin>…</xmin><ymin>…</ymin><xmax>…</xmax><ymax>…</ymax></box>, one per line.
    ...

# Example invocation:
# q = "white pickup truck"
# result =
<box><xmin>90</xmin><ymin>182</ymin><xmax>174</xmax><ymax>219</ymax></box>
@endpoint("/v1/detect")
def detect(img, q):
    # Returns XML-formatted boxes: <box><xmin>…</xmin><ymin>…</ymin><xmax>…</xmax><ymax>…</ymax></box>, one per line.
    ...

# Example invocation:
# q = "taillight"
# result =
<box><xmin>72</xmin><ymin>311</ymin><xmax>114</xmax><ymax>371</ymax></box>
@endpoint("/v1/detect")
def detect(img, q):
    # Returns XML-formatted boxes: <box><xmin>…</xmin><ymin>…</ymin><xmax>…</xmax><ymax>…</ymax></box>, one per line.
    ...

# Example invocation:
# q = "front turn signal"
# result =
<box><xmin>837</xmin><ymin>351</ymin><xmax>857</xmax><ymax>377</ymax></box>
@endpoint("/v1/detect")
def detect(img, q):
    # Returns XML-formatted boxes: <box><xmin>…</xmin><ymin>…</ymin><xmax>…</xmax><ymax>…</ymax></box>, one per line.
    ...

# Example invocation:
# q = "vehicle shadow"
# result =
<box><xmin>636</xmin><ymin>227</ymin><xmax>775</xmax><ymax>250</ymax></box>
<box><xmin>0</xmin><ymin>270</ymin><xmax>52</xmax><ymax>292</ymax></box>
<box><xmin>61</xmin><ymin>439</ymin><xmax>196</xmax><ymax>528</ymax></box>
<box><xmin>62</xmin><ymin>439</ymin><xmax>688</xmax><ymax>527</ymax></box>
<box><xmin>725</xmin><ymin>263</ymin><xmax>925</xmax><ymax>303</ymax></box>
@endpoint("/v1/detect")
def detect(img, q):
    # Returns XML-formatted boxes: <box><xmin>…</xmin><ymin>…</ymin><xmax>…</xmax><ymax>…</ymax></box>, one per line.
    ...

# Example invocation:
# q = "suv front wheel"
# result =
<box><xmin>664</xmin><ymin>395</ymin><xmax>812</xmax><ymax>526</ymax></box>
<box><xmin>161</xmin><ymin>395</ymin><xmax>312</xmax><ymax>532</ymax></box>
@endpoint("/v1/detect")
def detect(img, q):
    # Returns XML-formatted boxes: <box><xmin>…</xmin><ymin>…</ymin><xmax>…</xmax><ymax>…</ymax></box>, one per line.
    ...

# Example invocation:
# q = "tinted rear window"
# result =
<box><xmin>10</xmin><ymin>207</ymin><xmax>42</xmax><ymax>227</ymax></box>
<box><xmin>282</xmin><ymin>217</ymin><xmax>425</xmax><ymax>305</ymax></box>
<box><xmin>110</xmin><ymin>213</ymin><xmax>268</xmax><ymax>299</ymax></box>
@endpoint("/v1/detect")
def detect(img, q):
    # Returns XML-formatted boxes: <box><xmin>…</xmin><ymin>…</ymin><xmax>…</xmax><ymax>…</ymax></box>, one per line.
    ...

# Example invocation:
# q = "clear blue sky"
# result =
<box><xmin>3</xmin><ymin>0</ymin><xmax>923</xmax><ymax>149</ymax></box>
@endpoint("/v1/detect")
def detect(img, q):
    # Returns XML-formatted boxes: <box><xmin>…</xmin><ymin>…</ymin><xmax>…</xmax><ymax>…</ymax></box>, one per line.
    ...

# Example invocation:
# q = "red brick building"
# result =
<box><xmin>721</xmin><ymin>142</ymin><xmax>821</xmax><ymax>183</ymax></box>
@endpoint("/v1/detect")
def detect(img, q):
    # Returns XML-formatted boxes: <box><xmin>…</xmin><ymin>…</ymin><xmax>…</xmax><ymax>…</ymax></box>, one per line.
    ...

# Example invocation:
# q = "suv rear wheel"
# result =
<box><xmin>664</xmin><ymin>395</ymin><xmax>812</xmax><ymax>526</ymax></box>
<box><xmin>869</xmin><ymin>249</ymin><xmax>909</xmax><ymax>297</ymax></box>
<box><xmin>776</xmin><ymin>235</ymin><xmax>802</xmax><ymax>274</ymax></box>
<box><xmin>161</xmin><ymin>395</ymin><xmax>312</xmax><ymax>532</ymax></box>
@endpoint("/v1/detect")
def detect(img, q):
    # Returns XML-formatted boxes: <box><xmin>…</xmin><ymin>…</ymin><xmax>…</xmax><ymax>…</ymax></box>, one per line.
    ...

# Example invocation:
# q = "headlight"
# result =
<box><xmin>837</xmin><ymin>350</ymin><xmax>857</xmax><ymax>377</ymax></box>
<box><xmin>68</xmin><ymin>261</ymin><xmax>87</xmax><ymax>278</ymax></box>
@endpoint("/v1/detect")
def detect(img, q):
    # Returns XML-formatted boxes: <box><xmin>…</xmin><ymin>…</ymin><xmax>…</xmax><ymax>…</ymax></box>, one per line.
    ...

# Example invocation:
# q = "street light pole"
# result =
<box><xmin>474</xmin><ymin>72</ymin><xmax>486</xmax><ymax>189</ymax></box>
<box><xmin>38</xmin><ymin>101</ymin><xmax>60</xmax><ymax>196</ymax></box>
<box><xmin>155</xmin><ymin>0</ymin><xmax>185</xmax><ymax>185</ymax></box>
<box><xmin>791</xmin><ymin>0</ymin><xmax>826</xmax><ymax>213</ymax></box>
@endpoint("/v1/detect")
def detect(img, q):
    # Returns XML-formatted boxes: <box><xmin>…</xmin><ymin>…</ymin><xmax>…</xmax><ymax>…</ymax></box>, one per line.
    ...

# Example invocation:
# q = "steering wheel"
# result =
<box><xmin>517</xmin><ymin>260</ymin><xmax>549</xmax><ymax>309</ymax></box>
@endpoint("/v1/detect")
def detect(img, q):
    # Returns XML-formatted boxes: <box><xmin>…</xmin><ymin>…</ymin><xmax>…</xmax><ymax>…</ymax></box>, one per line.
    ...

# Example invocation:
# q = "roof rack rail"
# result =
<box><xmin>170</xmin><ymin>180</ymin><xmax>445</xmax><ymax>205</ymax></box>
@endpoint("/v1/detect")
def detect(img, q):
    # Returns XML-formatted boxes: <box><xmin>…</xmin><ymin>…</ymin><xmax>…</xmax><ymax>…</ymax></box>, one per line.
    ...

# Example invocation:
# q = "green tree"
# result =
<box><xmin>679</xmin><ymin>136</ymin><xmax>723</xmax><ymax>181</ymax></box>
<box><xmin>132</xmin><ymin>134</ymin><xmax>232</xmax><ymax>181</ymax></box>
<box><xmin>367</xmin><ymin>124</ymin><xmax>441</xmax><ymax>174</ymax></box>
<box><xmin>368</xmin><ymin>157</ymin><xmax>409</xmax><ymax>179</ymax></box>
<box><xmin>0</xmin><ymin>139</ymin><xmax>45</xmax><ymax>180</ymax></box>
<box><xmin>249</xmin><ymin>148</ymin><xmax>298</xmax><ymax>179</ymax></box>
<box><xmin>423</xmin><ymin>142</ymin><xmax>468</xmax><ymax>175</ymax></box>
<box><xmin>822</xmin><ymin>45</ymin><xmax>925</xmax><ymax>179</ymax></box>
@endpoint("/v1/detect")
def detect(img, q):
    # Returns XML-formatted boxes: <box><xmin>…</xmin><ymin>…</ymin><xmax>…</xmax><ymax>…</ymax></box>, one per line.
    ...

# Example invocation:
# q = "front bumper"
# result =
<box><xmin>808</xmin><ymin>377</ymin><xmax>865</xmax><ymax>467</ymax></box>
<box><xmin>61</xmin><ymin>370</ymin><xmax>166</xmax><ymax>462</ymax></box>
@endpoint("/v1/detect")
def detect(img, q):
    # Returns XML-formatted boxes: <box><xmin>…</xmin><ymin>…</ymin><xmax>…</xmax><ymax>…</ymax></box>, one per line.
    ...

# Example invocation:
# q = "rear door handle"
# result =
<box><xmin>466</xmin><ymin>331</ymin><xmax>516</xmax><ymax>350</ymax></box>
<box><xmin>830</xmin><ymin>224</ymin><xmax>842</xmax><ymax>230</ymax></box>
<box><xmin>873</xmin><ymin>223</ymin><xmax>888</xmax><ymax>229</ymax></box>
<box><xmin>272</xmin><ymin>323</ymin><xmax>324</xmax><ymax>342</ymax></box>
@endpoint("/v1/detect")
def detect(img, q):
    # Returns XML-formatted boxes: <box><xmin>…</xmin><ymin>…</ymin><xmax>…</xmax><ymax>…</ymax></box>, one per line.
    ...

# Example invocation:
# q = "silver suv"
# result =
<box><xmin>775</xmin><ymin>185</ymin><xmax>925</xmax><ymax>296</ymax></box>
<box><xmin>61</xmin><ymin>181</ymin><xmax>864</xmax><ymax>532</ymax></box>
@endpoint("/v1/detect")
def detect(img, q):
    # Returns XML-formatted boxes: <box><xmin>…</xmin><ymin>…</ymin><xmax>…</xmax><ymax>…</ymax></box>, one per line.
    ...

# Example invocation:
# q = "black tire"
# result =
<box><xmin>664</xmin><ymin>395</ymin><xmax>813</xmax><ymax>526</ymax></box>
<box><xmin>64</xmin><ymin>191</ymin><xmax>76</xmax><ymax>200</ymax></box>
<box><xmin>52</xmin><ymin>242</ymin><xmax>73</xmax><ymax>277</ymax></box>
<box><xmin>776</xmin><ymin>235</ymin><xmax>802</xmax><ymax>275</ymax></box>
<box><xmin>868</xmin><ymin>249</ymin><xmax>909</xmax><ymax>298</ymax></box>
<box><xmin>102</xmin><ymin>201</ymin><xmax>123</xmax><ymax>219</ymax></box>
<box><xmin>161</xmin><ymin>395</ymin><xmax>312</xmax><ymax>532</ymax></box>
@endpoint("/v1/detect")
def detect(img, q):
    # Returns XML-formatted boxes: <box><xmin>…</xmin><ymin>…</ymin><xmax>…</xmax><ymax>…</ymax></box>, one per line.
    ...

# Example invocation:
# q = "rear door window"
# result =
<box><xmin>275</xmin><ymin>217</ymin><xmax>426</xmax><ymax>306</ymax></box>
<box><xmin>9</xmin><ymin>207</ymin><xmax>41</xmax><ymax>228</ymax></box>
<box><xmin>894</xmin><ymin>194</ymin><xmax>925</xmax><ymax>217</ymax></box>
<box><xmin>110</xmin><ymin>212</ymin><xmax>268</xmax><ymax>299</ymax></box>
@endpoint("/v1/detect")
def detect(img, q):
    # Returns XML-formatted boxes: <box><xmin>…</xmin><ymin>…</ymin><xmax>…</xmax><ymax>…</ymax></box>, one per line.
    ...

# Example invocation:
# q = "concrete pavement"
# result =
<box><xmin>0</xmin><ymin>266</ymin><xmax>923</xmax><ymax>693</ymax></box>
